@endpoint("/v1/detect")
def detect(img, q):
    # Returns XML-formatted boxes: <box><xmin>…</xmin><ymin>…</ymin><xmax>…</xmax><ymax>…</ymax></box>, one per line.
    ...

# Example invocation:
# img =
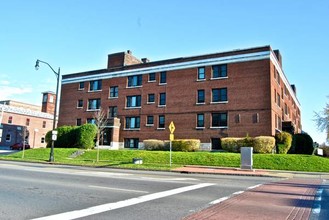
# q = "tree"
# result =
<box><xmin>93</xmin><ymin>108</ymin><xmax>109</xmax><ymax>162</ymax></box>
<box><xmin>314</xmin><ymin>98</ymin><xmax>329</xmax><ymax>143</ymax></box>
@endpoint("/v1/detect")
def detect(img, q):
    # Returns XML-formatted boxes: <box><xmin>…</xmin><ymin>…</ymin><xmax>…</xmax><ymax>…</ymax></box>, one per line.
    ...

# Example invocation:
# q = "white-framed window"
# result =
<box><xmin>212</xmin><ymin>88</ymin><xmax>227</xmax><ymax>103</ymax></box>
<box><xmin>125</xmin><ymin>117</ymin><xmax>140</xmax><ymax>129</ymax></box>
<box><xmin>212</xmin><ymin>64</ymin><xmax>227</xmax><ymax>78</ymax></box>
<box><xmin>126</xmin><ymin>95</ymin><xmax>141</xmax><ymax>108</ymax></box>
<box><xmin>211</xmin><ymin>112</ymin><xmax>228</xmax><ymax>128</ymax></box>
<box><xmin>109</xmin><ymin>86</ymin><xmax>118</xmax><ymax>98</ymax></box>
<box><xmin>128</xmin><ymin>75</ymin><xmax>142</xmax><ymax>87</ymax></box>
<box><xmin>88</xmin><ymin>99</ymin><xmax>101</xmax><ymax>110</ymax></box>
<box><xmin>89</xmin><ymin>80</ymin><xmax>102</xmax><ymax>91</ymax></box>
<box><xmin>198</xmin><ymin>67</ymin><xmax>205</xmax><ymax>80</ymax></box>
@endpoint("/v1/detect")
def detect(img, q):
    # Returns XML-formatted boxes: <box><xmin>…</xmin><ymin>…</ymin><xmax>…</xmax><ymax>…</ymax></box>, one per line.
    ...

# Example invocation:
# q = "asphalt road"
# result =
<box><xmin>0</xmin><ymin>161</ymin><xmax>281</xmax><ymax>220</ymax></box>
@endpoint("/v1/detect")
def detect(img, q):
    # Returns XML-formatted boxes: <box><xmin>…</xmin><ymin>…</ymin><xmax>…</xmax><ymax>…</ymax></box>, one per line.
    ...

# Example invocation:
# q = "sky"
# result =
<box><xmin>0</xmin><ymin>0</ymin><xmax>328</xmax><ymax>144</ymax></box>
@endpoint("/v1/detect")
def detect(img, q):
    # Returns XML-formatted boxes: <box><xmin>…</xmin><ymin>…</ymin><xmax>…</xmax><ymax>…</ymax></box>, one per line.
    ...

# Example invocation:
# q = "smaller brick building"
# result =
<box><xmin>59</xmin><ymin>46</ymin><xmax>301</xmax><ymax>150</ymax></box>
<box><xmin>0</xmin><ymin>92</ymin><xmax>56</xmax><ymax>148</ymax></box>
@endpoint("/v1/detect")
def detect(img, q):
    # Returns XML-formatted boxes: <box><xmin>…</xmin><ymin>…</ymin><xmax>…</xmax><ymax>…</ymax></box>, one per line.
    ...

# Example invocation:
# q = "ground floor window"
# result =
<box><xmin>124</xmin><ymin>138</ymin><xmax>139</xmax><ymax>148</ymax></box>
<box><xmin>5</xmin><ymin>134</ymin><xmax>11</xmax><ymax>142</ymax></box>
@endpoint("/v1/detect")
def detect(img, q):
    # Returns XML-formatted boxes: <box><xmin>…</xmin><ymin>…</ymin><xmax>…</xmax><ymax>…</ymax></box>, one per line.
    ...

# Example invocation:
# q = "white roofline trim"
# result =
<box><xmin>62</xmin><ymin>51</ymin><xmax>270</xmax><ymax>84</ymax></box>
<box><xmin>269</xmin><ymin>52</ymin><xmax>300</xmax><ymax>108</ymax></box>
<box><xmin>0</xmin><ymin>104</ymin><xmax>54</xmax><ymax>119</ymax></box>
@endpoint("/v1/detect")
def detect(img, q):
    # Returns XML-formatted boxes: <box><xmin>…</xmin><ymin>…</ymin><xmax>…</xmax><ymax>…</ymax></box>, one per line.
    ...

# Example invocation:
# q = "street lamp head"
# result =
<box><xmin>35</xmin><ymin>60</ymin><xmax>40</xmax><ymax>70</ymax></box>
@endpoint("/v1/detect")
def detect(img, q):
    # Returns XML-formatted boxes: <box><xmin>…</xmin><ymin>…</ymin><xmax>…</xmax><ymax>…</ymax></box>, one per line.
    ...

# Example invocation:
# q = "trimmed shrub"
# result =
<box><xmin>164</xmin><ymin>139</ymin><xmax>200</xmax><ymax>152</ymax></box>
<box><xmin>275</xmin><ymin>132</ymin><xmax>292</xmax><ymax>154</ymax></box>
<box><xmin>292</xmin><ymin>133</ymin><xmax>314</xmax><ymax>155</ymax></box>
<box><xmin>76</xmin><ymin>124</ymin><xmax>97</xmax><ymax>149</ymax></box>
<box><xmin>253</xmin><ymin>136</ymin><xmax>275</xmax><ymax>153</ymax></box>
<box><xmin>221</xmin><ymin>138</ymin><xmax>245</xmax><ymax>153</ymax></box>
<box><xmin>45</xmin><ymin>126</ymin><xmax>78</xmax><ymax>148</ymax></box>
<box><xmin>143</xmin><ymin>139</ymin><xmax>165</xmax><ymax>151</ymax></box>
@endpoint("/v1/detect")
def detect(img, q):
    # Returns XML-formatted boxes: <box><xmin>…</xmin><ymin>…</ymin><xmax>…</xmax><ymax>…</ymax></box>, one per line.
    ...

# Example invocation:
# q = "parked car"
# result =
<box><xmin>10</xmin><ymin>143</ymin><xmax>31</xmax><ymax>150</ymax></box>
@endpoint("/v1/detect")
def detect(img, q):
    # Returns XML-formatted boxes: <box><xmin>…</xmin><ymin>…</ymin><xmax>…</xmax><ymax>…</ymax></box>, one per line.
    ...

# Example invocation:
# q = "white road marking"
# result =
<box><xmin>209</xmin><ymin>196</ymin><xmax>229</xmax><ymax>205</ymax></box>
<box><xmin>248</xmin><ymin>184</ymin><xmax>262</xmax><ymax>190</ymax></box>
<box><xmin>31</xmin><ymin>183</ymin><xmax>215</xmax><ymax>220</ymax></box>
<box><xmin>232</xmin><ymin>191</ymin><xmax>244</xmax><ymax>195</ymax></box>
<box><xmin>209</xmin><ymin>184</ymin><xmax>262</xmax><ymax>206</ymax></box>
<box><xmin>88</xmin><ymin>185</ymin><xmax>149</xmax><ymax>194</ymax></box>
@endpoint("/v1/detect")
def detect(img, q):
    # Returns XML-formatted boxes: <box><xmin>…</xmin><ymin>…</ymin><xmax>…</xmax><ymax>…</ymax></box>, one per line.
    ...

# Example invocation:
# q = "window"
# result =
<box><xmin>253</xmin><ymin>113</ymin><xmax>260</xmax><ymax>123</ymax></box>
<box><xmin>110</xmin><ymin>86</ymin><xmax>118</xmax><ymax>98</ymax></box>
<box><xmin>148</xmin><ymin>94</ymin><xmax>155</xmax><ymax>103</ymax></box>
<box><xmin>89</xmin><ymin>80</ymin><xmax>102</xmax><ymax>91</ymax></box>
<box><xmin>125</xmin><ymin>116</ymin><xmax>140</xmax><ymax>129</ymax></box>
<box><xmin>158</xmin><ymin>115</ymin><xmax>165</xmax><ymax>128</ymax></box>
<box><xmin>49</xmin><ymin>95</ymin><xmax>54</xmax><ymax>103</ymax></box>
<box><xmin>6</xmin><ymin>134</ymin><xmax>11</xmax><ymax>142</ymax></box>
<box><xmin>212</xmin><ymin>64</ymin><xmax>227</xmax><ymax>78</ymax></box>
<box><xmin>198</xmin><ymin>67</ymin><xmax>205</xmax><ymax>80</ymax></box>
<box><xmin>197</xmin><ymin>114</ymin><xmax>204</xmax><ymax>128</ymax></box>
<box><xmin>8</xmin><ymin>116</ymin><xmax>13</xmax><ymax>124</ymax></box>
<box><xmin>212</xmin><ymin>113</ymin><xmax>228</xmax><ymax>127</ymax></box>
<box><xmin>277</xmin><ymin>93</ymin><xmax>281</xmax><ymax>107</ymax></box>
<box><xmin>43</xmin><ymin>94</ymin><xmax>47</xmax><ymax>103</ymax></box>
<box><xmin>87</xmin><ymin>118</ymin><xmax>96</xmax><ymax>124</ymax></box>
<box><xmin>76</xmin><ymin>118</ymin><xmax>82</xmax><ymax>126</ymax></box>
<box><xmin>212</xmin><ymin>88</ymin><xmax>227</xmax><ymax>102</ymax></box>
<box><xmin>284</xmin><ymin>103</ymin><xmax>288</xmax><ymax>115</ymax></box>
<box><xmin>109</xmin><ymin>106</ymin><xmax>118</xmax><ymax>118</ymax></box>
<box><xmin>159</xmin><ymin>93</ymin><xmax>166</xmax><ymax>106</ymax></box>
<box><xmin>88</xmin><ymin>99</ymin><xmax>101</xmax><ymax>110</ymax></box>
<box><xmin>41</xmin><ymin>137</ymin><xmax>45</xmax><ymax>143</ymax></box>
<box><xmin>197</xmin><ymin>90</ymin><xmax>205</xmax><ymax>103</ymax></box>
<box><xmin>128</xmin><ymin>75</ymin><xmax>142</xmax><ymax>87</ymax></box>
<box><xmin>149</xmin><ymin>73</ymin><xmax>156</xmax><ymax>82</ymax></box>
<box><xmin>42</xmin><ymin>121</ymin><xmax>46</xmax><ymax>128</ymax></box>
<box><xmin>127</xmin><ymin>95</ymin><xmax>141</xmax><ymax>108</ymax></box>
<box><xmin>124</xmin><ymin>138</ymin><xmax>139</xmax><ymax>148</ymax></box>
<box><xmin>160</xmin><ymin>71</ymin><xmax>166</xmax><ymax>84</ymax></box>
<box><xmin>26</xmin><ymin>118</ymin><xmax>30</xmax><ymax>126</ymax></box>
<box><xmin>147</xmin><ymin>116</ymin><xmax>154</xmax><ymax>125</ymax></box>
<box><xmin>79</xmin><ymin>82</ymin><xmax>85</xmax><ymax>90</ymax></box>
<box><xmin>77</xmin><ymin>100</ymin><xmax>83</xmax><ymax>108</ymax></box>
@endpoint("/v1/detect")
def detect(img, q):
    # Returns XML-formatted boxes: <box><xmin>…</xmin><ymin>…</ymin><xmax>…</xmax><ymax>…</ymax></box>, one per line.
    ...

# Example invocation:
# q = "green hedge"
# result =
<box><xmin>45</xmin><ymin>124</ymin><xmax>97</xmax><ymax>149</ymax></box>
<box><xmin>76</xmin><ymin>124</ymin><xmax>97</xmax><ymax>149</ymax></box>
<box><xmin>222</xmin><ymin>136</ymin><xmax>275</xmax><ymax>153</ymax></box>
<box><xmin>221</xmin><ymin>138</ymin><xmax>246</xmax><ymax>153</ymax></box>
<box><xmin>275</xmin><ymin>132</ymin><xmax>292</xmax><ymax>154</ymax></box>
<box><xmin>143</xmin><ymin>139</ymin><xmax>166</xmax><ymax>151</ymax></box>
<box><xmin>143</xmin><ymin>139</ymin><xmax>200</xmax><ymax>152</ymax></box>
<box><xmin>45</xmin><ymin>125</ymin><xmax>78</xmax><ymax>148</ymax></box>
<box><xmin>292</xmin><ymin>133</ymin><xmax>314</xmax><ymax>155</ymax></box>
<box><xmin>253</xmin><ymin>136</ymin><xmax>275</xmax><ymax>153</ymax></box>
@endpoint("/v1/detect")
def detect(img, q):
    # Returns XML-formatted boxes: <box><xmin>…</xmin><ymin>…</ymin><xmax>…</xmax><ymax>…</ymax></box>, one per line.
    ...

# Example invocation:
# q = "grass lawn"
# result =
<box><xmin>1</xmin><ymin>148</ymin><xmax>329</xmax><ymax>172</ymax></box>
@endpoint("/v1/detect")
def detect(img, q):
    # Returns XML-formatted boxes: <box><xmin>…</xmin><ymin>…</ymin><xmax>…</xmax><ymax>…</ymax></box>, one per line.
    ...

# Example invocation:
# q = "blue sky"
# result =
<box><xmin>0</xmin><ymin>0</ymin><xmax>328</xmax><ymax>144</ymax></box>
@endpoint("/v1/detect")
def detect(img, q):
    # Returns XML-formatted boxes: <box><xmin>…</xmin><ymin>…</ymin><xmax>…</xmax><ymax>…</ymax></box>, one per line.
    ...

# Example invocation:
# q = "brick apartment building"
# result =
<box><xmin>58</xmin><ymin>45</ymin><xmax>301</xmax><ymax>150</ymax></box>
<box><xmin>0</xmin><ymin>92</ymin><xmax>56</xmax><ymax>148</ymax></box>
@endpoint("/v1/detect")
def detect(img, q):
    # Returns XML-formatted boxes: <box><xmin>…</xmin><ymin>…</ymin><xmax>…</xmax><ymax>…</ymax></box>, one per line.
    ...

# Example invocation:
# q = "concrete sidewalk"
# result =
<box><xmin>173</xmin><ymin>165</ymin><xmax>329</xmax><ymax>179</ymax></box>
<box><xmin>183</xmin><ymin>178</ymin><xmax>322</xmax><ymax>220</ymax></box>
<box><xmin>174</xmin><ymin>166</ymin><xmax>328</xmax><ymax>220</ymax></box>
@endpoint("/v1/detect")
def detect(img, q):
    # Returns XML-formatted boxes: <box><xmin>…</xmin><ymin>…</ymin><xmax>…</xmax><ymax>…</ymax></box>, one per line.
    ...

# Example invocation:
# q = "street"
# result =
<box><xmin>0</xmin><ymin>161</ymin><xmax>280</xmax><ymax>220</ymax></box>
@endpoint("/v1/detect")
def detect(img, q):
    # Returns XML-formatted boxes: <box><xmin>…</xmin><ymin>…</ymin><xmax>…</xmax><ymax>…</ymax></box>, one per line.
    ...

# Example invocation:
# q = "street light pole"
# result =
<box><xmin>35</xmin><ymin>59</ymin><xmax>60</xmax><ymax>162</ymax></box>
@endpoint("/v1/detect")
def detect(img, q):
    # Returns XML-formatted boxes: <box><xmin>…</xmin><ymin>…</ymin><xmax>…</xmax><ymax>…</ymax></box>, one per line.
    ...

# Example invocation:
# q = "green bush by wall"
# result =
<box><xmin>275</xmin><ymin>132</ymin><xmax>292</xmax><ymax>154</ymax></box>
<box><xmin>222</xmin><ymin>136</ymin><xmax>275</xmax><ymax>153</ymax></box>
<box><xmin>76</xmin><ymin>124</ymin><xmax>97</xmax><ymax>149</ymax></box>
<box><xmin>292</xmin><ymin>133</ymin><xmax>314</xmax><ymax>155</ymax></box>
<box><xmin>143</xmin><ymin>139</ymin><xmax>200</xmax><ymax>152</ymax></box>
<box><xmin>253</xmin><ymin>136</ymin><xmax>275</xmax><ymax>153</ymax></box>
<box><xmin>45</xmin><ymin>124</ymin><xmax>97</xmax><ymax>149</ymax></box>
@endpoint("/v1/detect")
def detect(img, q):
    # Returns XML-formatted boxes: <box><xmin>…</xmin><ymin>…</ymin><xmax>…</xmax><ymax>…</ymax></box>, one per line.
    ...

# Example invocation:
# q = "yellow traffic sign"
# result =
<box><xmin>170</xmin><ymin>134</ymin><xmax>174</xmax><ymax>141</ymax></box>
<box><xmin>169</xmin><ymin>121</ymin><xmax>175</xmax><ymax>134</ymax></box>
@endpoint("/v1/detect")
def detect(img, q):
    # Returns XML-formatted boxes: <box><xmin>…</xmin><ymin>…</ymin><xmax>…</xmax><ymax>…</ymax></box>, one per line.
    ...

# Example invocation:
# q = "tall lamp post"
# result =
<box><xmin>35</xmin><ymin>59</ymin><xmax>60</xmax><ymax>162</ymax></box>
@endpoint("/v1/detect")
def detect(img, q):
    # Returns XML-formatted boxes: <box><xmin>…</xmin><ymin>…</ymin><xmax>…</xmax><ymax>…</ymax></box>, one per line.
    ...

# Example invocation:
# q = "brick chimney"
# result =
<box><xmin>107</xmin><ymin>50</ymin><xmax>142</xmax><ymax>69</ymax></box>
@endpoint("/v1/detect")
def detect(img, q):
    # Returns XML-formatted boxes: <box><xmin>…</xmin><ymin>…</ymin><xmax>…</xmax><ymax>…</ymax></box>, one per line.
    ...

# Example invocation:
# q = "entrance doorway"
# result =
<box><xmin>100</xmin><ymin>128</ymin><xmax>112</xmax><ymax>146</ymax></box>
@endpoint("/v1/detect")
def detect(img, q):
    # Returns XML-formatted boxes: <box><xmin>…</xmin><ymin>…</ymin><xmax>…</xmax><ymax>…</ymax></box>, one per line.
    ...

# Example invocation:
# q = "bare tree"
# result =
<box><xmin>93</xmin><ymin>108</ymin><xmax>109</xmax><ymax>162</ymax></box>
<box><xmin>314</xmin><ymin>98</ymin><xmax>329</xmax><ymax>143</ymax></box>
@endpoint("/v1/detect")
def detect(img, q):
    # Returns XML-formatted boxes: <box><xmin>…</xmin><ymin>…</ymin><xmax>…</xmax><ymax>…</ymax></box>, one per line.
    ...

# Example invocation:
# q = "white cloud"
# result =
<box><xmin>0</xmin><ymin>85</ymin><xmax>33</xmax><ymax>100</ymax></box>
<box><xmin>0</xmin><ymin>80</ymin><xmax>10</xmax><ymax>85</ymax></box>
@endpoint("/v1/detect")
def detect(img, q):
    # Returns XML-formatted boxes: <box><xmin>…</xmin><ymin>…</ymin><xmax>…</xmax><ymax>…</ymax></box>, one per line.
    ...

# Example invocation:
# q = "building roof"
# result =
<box><xmin>0</xmin><ymin>103</ymin><xmax>53</xmax><ymax>119</ymax></box>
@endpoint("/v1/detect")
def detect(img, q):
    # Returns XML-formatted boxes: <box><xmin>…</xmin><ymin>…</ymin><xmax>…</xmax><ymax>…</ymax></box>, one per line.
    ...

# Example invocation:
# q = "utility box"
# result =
<box><xmin>241</xmin><ymin>147</ymin><xmax>253</xmax><ymax>170</ymax></box>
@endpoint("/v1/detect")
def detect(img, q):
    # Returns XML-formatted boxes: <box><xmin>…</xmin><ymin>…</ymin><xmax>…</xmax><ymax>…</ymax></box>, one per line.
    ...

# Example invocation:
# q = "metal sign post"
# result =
<box><xmin>169</xmin><ymin>121</ymin><xmax>175</xmax><ymax>167</ymax></box>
